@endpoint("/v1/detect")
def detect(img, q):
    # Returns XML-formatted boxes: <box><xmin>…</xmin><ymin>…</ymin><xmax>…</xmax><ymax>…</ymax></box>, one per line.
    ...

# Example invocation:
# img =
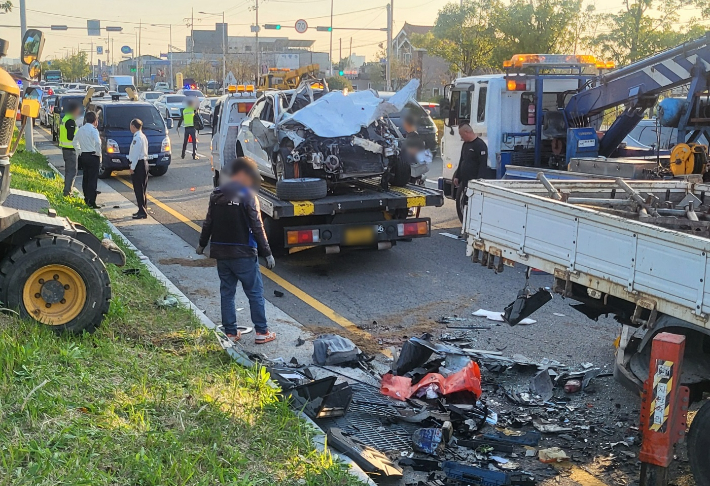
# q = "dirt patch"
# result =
<box><xmin>159</xmin><ymin>257</ymin><xmax>216</xmax><ymax>267</ymax></box>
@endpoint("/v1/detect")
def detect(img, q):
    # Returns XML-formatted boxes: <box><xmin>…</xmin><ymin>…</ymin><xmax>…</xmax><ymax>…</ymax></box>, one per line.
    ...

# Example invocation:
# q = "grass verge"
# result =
<box><xmin>0</xmin><ymin>146</ymin><xmax>363</xmax><ymax>486</ymax></box>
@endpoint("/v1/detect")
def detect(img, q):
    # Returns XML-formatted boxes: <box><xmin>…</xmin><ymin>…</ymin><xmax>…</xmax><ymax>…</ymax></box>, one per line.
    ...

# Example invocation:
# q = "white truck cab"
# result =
<box><xmin>209</xmin><ymin>85</ymin><xmax>258</xmax><ymax>185</ymax></box>
<box><xmin>440</xmin><ymin>67</ymin><xmax>583</xmax><ymax>210</ymax></box>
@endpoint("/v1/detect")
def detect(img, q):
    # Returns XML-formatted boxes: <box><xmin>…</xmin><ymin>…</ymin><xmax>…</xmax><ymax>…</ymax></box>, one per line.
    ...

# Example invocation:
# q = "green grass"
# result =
<box><xmin>0</xmin><ymin>146</ymin><xmax>363</xmax><ymax>486</ymax></box>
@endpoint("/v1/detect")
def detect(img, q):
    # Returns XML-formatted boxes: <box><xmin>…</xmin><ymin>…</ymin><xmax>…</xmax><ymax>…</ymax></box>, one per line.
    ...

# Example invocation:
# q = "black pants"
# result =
<box><xmin>79</xmin><ymin>153</ymin><xmax>100</xmax><ymax>206</ymax></box>
<box><xmin>132</xmin><ymin>161</ymin><xmax>148</xmax><ymax>216</ymax></box>
<box><xmin>182</xmin><ymin>127</ymin><xmax>197</xmax><ymax>157</ymax></box>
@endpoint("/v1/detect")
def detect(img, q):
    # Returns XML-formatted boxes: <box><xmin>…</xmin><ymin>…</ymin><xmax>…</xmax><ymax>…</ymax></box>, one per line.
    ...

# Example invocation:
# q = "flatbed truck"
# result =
<box><xmin>462</xmin><ymin>176</ymin><xmax>710</xmax><ymax>485</ymax></box>
<box><xmin>257</xmin><ymin>178</ymin><xmax>443</xmax><ymax>254</ymax></box>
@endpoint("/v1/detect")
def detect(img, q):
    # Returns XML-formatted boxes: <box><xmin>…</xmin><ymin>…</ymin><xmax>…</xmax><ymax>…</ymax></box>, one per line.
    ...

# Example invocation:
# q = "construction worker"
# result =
<box><xmin>59</xmin><ymin>103</ymin><xmax>82</xmax><ymax>196</ymax></box>
<box><xmin>177</xmin><ymin>99</ymin><xmax>198</xmax><ymax>159</ymax></box>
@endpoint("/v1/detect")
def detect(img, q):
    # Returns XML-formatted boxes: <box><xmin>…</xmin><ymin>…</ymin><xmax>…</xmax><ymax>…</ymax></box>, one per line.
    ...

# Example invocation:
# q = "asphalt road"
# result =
<box><xmin>49</xmin><ymin>125</ymin><xmax>621</xmax><ymax>368</ymax></box>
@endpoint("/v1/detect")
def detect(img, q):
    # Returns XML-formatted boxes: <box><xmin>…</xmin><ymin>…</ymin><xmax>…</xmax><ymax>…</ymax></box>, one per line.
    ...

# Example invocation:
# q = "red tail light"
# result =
<box><xmin>287</xmin><ymin>229</ymin><xmax>320</xmax><ymax>245</ymax></box>
<box><xmin>397</xmin><ymin>221</ymin><xmax>428</xmax><ymax>236</ymax></box>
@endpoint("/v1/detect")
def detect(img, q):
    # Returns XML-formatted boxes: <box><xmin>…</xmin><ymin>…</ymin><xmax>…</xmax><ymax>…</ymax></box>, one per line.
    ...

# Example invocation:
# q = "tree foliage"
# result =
<box><xmin>590</xmin><ymin>0</ymin><xmax>709</xmax><ymax>65</ymax></box>
<box><xmin>0</xmin><ymin>2</ymin><xmax>11</xmax><ymax>13</ymax></box>
<box><xmin>42</xmin><ymin>52</ymin><xmax>91</xmax><ymax>82</ymax></box>
<box><xmin>325</xmin><ymin>75</ymin><xmax>353</xmax><ymax>91</ymax></box>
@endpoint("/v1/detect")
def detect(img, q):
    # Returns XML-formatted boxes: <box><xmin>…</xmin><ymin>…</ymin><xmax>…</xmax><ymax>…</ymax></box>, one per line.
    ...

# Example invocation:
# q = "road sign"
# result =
<box><xmin>87</xmin><ymin>20</ymin><xmax>101</xmax><ymax>36</ymax></box>
<box><xmin>295</xmin><ymin>19</ymin><xmax>308</xmax><ymax>34</ymax></box>
<box><xmin>121</xmin><ymin>45</ymin><xmax>132</xmax><ymax>55</ymax></box>
<box><xmin>96</xmin><ymin>46</ymin><xmax>104</xmax><ymax>55</ymax></box>
<box><xmin>224</xmin><ymin>71</ymin><xmax>238</xmax><ymax>86</ymax></box>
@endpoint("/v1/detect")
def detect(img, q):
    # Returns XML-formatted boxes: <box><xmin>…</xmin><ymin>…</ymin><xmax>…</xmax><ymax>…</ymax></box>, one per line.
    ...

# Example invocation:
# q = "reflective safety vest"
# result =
<box><xmin>183</xmin><ymin>107</ymin><xmax>195</xmax><ymax>127</ymax></box>
<box><xmin>59</xmin><ymin>114</ymin><xmax>74</xmax><ymax>149</ymax></box>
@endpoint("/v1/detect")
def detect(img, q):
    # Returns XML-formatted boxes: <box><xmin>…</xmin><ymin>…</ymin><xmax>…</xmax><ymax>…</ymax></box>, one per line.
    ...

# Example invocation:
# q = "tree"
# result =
<box><xmin>411</xmin><ymin>0</ymin><xmax>499</xmax><ymax>75</ymax></box>
<box><xmin>226</xmin><ymin>57</ymin><xmax>257</xmax><ymax>84</ymax></box>
<box><xmin>46</xmin><ymin>52</ymin><xmax>91</xmax><ymax>82</ymax></box>
<box><xmin>0</xmin><ymin>2</ymin><xmax>11</xmax><ymax>13</ymax></box>
<box><xmin>184</xmin><ymin>60</ymin><xmax>217</xmax><ymax>85</ymax></box>
<box><xmin>326</xmin><ymin>75</ymin><xmax>352</xmax><ymax>91</ymax></box>
<box><xmin>492</xmin><ymin>0</ymin><xmax>583</xmax><ymax>63</ymax></box>
<box><xmin>591</xmin><ymin>0</ymin><xmax>710</xmax><ymax>65</ymax></box>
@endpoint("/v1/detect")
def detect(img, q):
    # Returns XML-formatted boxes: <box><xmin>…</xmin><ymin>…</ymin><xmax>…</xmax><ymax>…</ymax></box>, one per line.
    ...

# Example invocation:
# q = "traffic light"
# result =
<box><xmin>316</xmin><ymin>26</ymin><xmax>332</xmax><ymax>32</ymax></box>
<box><xmin>338</xmin><ymin>70</ymin><xmax>344</xmax><ymax>76</ymax></box>
<box><xmin>264</xmin><ymin>24</ymin><xmax>281</xmax><ymax>30</ymax></box>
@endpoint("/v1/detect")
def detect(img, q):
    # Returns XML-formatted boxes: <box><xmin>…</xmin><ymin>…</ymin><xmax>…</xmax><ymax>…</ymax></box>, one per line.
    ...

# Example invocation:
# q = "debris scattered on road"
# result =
<box><xmin>156</xmin><ymin>295</ymin><xmax>179</xmax><ymax>308</ymax></box>
<box><xmin>312</xmin><ymin>334</ymin><xmax>361</xmax><ymax>366</ymax></box>
<box><xmin>538</xmin><ymin>447</ymin><xmax>569</xmax><ymax>463</ymax></box>
<box><xmin>564</xmin><ymin>379</ymin><xmax>582</xmax><ymax>393</ymax></box>
<box><xmin>412</xmin><ymin>427</ymin><xmax>444</xmax><ymax>454</ymax></box>
<box><xmin>328</xmin><ymin>428</ymin><xmax>403</xmax><ymax>478</ymax></box>
<box><xmin>473</xmin><ymin>308</ymin><xmax>537</xmax><ymax>325</ymax></box>
<box><xmin>273</xmin><ymin>290</ymin><xmax>285</xmax><ymax>297</ymax></box>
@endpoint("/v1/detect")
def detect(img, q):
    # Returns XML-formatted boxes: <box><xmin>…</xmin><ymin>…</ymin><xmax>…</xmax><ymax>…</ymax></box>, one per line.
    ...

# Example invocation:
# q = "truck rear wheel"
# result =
<box><xmin>390</xmin><ymin>157</ymin><xmax>411</xmax><ymax>187</ymax></box>
<box><xmin>688</xmin><ymin>400</ymin><xmax>710</xmax><ymax>486</ymax></box>
<box><xmin>0</xmin><ymin>235</ymin><xmax>111</xmax><ymax>333</ymax></box>
<box><xmin>276</xmin><ymin>178</ymin><xmax>327</xmax><ymax>201</ymax></box>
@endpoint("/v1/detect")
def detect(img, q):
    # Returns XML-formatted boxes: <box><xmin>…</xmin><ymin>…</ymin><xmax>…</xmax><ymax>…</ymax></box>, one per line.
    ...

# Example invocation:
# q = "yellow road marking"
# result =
<box><xmin>113</xmin><ymin>176</ymin><xmax>372</xmax><ymax>340</ymax></box>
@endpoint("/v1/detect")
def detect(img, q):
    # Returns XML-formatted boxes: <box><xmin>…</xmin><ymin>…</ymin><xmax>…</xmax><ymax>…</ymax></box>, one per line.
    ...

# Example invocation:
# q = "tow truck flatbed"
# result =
<box><xmin>257</xmin><ymin>179</ymin><xmax>444</xmax><ymax>252</ymax></box>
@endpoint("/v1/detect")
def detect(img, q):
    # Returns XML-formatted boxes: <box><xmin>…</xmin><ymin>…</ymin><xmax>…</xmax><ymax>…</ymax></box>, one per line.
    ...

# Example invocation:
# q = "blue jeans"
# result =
<box><xmin>217</xmin><ymin>257</ymin><xmax>267</xmax><ymax>335</ymax></box>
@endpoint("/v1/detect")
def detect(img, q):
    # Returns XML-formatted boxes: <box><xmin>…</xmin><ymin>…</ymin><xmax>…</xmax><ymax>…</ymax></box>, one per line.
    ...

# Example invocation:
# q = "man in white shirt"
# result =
<box><xmin>73</xmin><ymin>111</ymin><xmax>103</xmax><ymax>208</ymax></box>
<box><xmin>127</xmin><ymin>118</ymin><xmax>149</xmax><ymax>219</ymax></box>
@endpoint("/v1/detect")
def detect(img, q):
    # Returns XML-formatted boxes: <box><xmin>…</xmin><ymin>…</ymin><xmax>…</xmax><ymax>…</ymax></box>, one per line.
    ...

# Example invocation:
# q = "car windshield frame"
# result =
<box><xmin>143</xmin><ymin>92</ymin><xmax>161</xmax><ymax>100</ymax></box>
<box><xmin>166</xmin><ymin>96</ymin><xmax>186</xmax><ymax>104</ymax></box>
<box><xmin>102</xmin><ymin>105</ymin><xmax>165</xmax><ymax>133</ymax></box>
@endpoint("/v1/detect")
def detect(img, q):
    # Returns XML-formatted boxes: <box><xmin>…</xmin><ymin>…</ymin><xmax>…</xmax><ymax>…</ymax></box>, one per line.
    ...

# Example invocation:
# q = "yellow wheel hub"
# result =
<box><xmin>22</xmin><ymin>265</ymin><xmax>87</xmax><ymax>325</ymax></box>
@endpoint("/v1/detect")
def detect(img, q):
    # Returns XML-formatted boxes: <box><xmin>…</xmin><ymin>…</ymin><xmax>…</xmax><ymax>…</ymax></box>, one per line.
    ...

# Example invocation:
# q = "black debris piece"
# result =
<box><xmin>442</xmin><ymin>461</ymin><xmax>536</xmax><ymax>486</ymax></box>
<box><xmin>482</xmin><ymin>430</ymin><xmax>541</xmax><ymax>447</ymax></box>
<box><xmin>312</xmin><ymin>334</ymin><xmax>361</xmax><ymax>366</ymax></box>
<box><xmin>530</xmin><ymin>369</ymin><xmax>554</xmax><ymax>402</ymax></box>
<box><xmin>399</xmin><ymin>457</ymin><xmax>440</xmax><ymax>472</ymax></box>
<box><xmin>327</xmin><ymin>428</ymin><xmax>404</xmax><ymax>478</ymax></box>
<box><xmin>504</xmin><ymin>287</ymin><xmax>552</xmax><ymax>325</ymax></box>
<box><xmin>273</xmin><ymin>290</ymin><xmax>285</xmax><ymax>297</ymax></box>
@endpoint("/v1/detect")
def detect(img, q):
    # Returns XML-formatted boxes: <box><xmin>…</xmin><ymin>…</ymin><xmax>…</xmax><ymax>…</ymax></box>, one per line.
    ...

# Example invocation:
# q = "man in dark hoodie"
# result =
<box><xmin>197</xmin><ymin>157</ymin><xmax>276</xmax><ymax>344</ymax></box>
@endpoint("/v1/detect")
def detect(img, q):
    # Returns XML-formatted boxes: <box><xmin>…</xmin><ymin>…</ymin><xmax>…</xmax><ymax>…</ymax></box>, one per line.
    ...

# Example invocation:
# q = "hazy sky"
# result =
<box><xmin>1</xmin><ymin>0</ymin><xmax>706</xmax><ymax>62</ymax></box>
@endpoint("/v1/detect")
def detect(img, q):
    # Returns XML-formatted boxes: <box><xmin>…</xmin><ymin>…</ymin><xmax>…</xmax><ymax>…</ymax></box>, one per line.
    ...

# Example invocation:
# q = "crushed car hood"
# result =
<box><xmin>284</xmin><ymin>79</ymin><xmax>419</xmax><ymax>138</ymax></box>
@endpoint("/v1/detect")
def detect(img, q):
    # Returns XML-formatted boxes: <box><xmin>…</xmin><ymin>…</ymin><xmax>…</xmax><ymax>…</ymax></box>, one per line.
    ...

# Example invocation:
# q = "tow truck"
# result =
<box><xmin>441</xmin><ymin>33</ymin><xmax>710</xmax><ymax>219</ymax></box>
<box><xmin>210</xmin><ymin>84</ymin><xmax>444</xmax><ymax>255</ymax></box>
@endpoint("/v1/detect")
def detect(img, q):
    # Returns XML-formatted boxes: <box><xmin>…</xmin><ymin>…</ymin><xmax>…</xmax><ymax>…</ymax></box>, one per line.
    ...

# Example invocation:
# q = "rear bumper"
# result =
<box><xmin>284</xmin><ymin>218</ymin><xmax>432</xmax><ymax>249</ymax></box>
<box><xmin>438</xmin><ymin>177</ymin><xmax>455</xmax><ymax>200</ymax></box>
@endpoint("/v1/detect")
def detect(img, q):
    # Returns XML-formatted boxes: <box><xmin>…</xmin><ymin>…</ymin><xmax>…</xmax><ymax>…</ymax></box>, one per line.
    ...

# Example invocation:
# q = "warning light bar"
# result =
<box><xmin>503</xmin><ymin>54</ymin><xmax>614</xmax><ymax>70</ymax></box>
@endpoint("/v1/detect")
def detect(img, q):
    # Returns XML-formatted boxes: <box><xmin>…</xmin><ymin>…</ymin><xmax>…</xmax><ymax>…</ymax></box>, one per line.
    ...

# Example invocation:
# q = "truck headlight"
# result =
<box><xmin>162</xmin><ymin>136</ymin><xmax>171</xmax><ymax>153</ymax></box>
<box><xmin>106</xmin><ymin>139</ymin><xmax>120</xmax><ymax>154</ymax></box>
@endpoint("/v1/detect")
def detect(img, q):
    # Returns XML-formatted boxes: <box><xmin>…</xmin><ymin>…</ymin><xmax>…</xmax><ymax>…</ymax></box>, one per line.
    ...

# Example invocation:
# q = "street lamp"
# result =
<box><xmin>199</xmin><ymin>11</ymin><xmax>226</xmax><ymax>91</ymax></box>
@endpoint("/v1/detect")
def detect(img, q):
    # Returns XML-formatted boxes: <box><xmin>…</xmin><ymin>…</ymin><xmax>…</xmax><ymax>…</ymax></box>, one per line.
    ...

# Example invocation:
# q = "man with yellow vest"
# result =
<box><xmin>59</xmin><ymin>103</ymin><xmax>82</xmax><ymax>196</ymax></box>
<box><xmin>177</xmin><ymin>99</ymin><xmax>198</xmax><ymax>160</ymax></box>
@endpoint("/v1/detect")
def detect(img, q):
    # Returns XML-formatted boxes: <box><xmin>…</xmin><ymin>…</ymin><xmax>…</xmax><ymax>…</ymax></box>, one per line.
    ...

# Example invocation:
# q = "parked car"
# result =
<box><xmin>87</xmin><ymin>100</ymin><xmax>172</xmax><ymax>178</ymax></box>
<box><xmin>419</xmin><ymin>102</ymin><xmax>441</xmax><ymax>119</ymax></box>
<box><xmin>51</xmin><ymin>94</ymin><xmax>86</xmax><ymax>141</ymax></box>
<box><xmin>139</xmin><ymin>91</ymin><xmax>163</xmax><ymax>105</ymax></box>
<box><xmin>39</xmin><ymin>95</ymin><xmax>57</xmax><ymax>126</ymax></box>
<box><xmin>236</xmin><ymin>79</ymin><xmax>425</xmax><ymax>195</ymax></box>
<box><xmin>176</xmin><ymin>89</ymin><xmax>205</xmax><ymax>104</ymax></box>
<box><xmin>379</xmin><ymin>94</ymin><xmax>439</xmax><ymax>155</ymax></box>
<box><xmin>154</xmin><ymin>82</ymin><xmax>170</xmax><ymax>92</ymax></box>
<box><xmin>155</xmin><ymin>94</ymin><xmax>186</xmax><ymax>119</ymax></box>
<box><xmin>199</xmin><ymin>97</ymin><xmax>218</xmax><ymax>126</ymax></box>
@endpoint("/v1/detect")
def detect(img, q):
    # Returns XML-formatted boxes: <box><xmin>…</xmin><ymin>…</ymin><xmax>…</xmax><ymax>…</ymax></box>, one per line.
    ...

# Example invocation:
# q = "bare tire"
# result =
<box><xmin>223</xmin><ymin>126</ymin><xmax>240</xmax><ymax>165</ymax></box>
<box><xmin>0</xmin><ymin>235</ymin><xmax>111</xmax><ymax>333</ymax></box>
<box><xmin>149</xmin><ymin>165</ymin><xmax>169</xmax><ymax>176</ymax></box>
<box><xmin>688</xmin><ymin>400</ymin><xmax>710</xmax><ymax>486</ymax></box>
<box><xmin>390</xmin><ymin>157</ymin><xmax>411</xmax><ymax>187</ymax></box>
<box><xmin>276</xmin><ymin>178</ymin><xmax>327</xmax><ymax>201</ymax></box>
<box><xmin>456</xmin><ymin>186</ymin><xmax>466</xmax><ymax>223</ymax></box>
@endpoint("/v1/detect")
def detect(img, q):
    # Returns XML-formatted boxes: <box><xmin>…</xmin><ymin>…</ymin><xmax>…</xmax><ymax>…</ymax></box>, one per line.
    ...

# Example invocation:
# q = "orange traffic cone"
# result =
<box><xmin>187</xmin><ymin>134</ymin><xmax>193</xmax><ymax>143</ymax></box>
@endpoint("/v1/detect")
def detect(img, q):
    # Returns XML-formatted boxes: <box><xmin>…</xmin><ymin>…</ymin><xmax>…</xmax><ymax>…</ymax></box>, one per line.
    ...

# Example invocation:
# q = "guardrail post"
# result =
<box><xmin>639</xmin><ymin>332</ymin><xmax>690</xmax><ymax>486</ymax></box>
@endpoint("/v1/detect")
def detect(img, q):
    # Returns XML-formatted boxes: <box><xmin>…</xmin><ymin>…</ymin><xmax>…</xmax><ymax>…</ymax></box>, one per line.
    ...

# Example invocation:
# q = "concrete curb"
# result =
<box><xmin>42</xmin><ymin>153</ymin><xmax>375</xmax><ymax>486</ymax></box>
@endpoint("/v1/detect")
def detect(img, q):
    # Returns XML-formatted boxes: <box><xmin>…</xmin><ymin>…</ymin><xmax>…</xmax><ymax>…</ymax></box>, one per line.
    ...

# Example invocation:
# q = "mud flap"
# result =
<box><xmin>503</xmin><ymin>268</ymin><xmax>552</xmax><ymax>325</ymax></box>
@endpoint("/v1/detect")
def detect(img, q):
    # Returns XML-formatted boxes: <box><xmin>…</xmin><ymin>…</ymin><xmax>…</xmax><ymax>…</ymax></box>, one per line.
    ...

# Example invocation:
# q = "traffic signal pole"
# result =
<box><xmin>19</xmin><ymin>0</ymin><xmax>34</xmax><ymax>152</ymax></box>
<box><xmin>386</xmin><ymin>3</ymin><xmax>392</xmax><ymax>91</ymax></box>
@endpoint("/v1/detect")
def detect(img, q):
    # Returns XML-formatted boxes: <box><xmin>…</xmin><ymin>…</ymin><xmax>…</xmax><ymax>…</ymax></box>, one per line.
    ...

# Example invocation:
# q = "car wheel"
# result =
<box><xmin>390</xmin><ymin>156</ymin><xmax>411</xmax><ymax>187</ymax></box>
<box><xmin>276</xmin><ymin>178</ymin><xmax>327</xmax><ymax>201</ymax></box>
<box><xmin>97</xmin><ymin>163</ymin><xmax>112</xmax><ymax>179</ymax></box>
<box><xmin>456</xmin><ymin>186</ymin><xmax>466</xmax><ymax>223</ymax></box>
<box><xmin>149</xmin><ymin>166</ymin><xmax>168</xmax><ymax>177</ymax></box>
<box><xmin>274</xmin><ymin>149</ymin><xmax>296</xmax><ymax>180</ymax></box>
<box><xmin>688</xmin><ymin>400</ymin><xmax>710</xmax><ymax>486</ymax></box>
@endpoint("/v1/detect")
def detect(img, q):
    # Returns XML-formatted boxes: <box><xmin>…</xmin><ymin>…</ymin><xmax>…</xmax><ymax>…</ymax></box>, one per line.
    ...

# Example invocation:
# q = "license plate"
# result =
<box><xmin>147</xmin><ymin>154</ymin><xmax>158</xmax><ymax>160</ymax></box>
<box><xmin>343</xmin><ymin>226</ymin><xmax>375</xmax><ymax>246</ymax></box>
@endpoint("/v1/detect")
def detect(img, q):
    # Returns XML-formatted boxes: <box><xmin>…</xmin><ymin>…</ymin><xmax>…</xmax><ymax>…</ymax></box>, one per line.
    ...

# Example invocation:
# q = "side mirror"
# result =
<box><xmin>21</xmin><ymin>29</ymin><xmax>45</xmax><ymax>66</ymax></box>
<box><xmin>28</xmin><ymin>60</ymin><xmax>41</xmax><ymax>81</ymax></box>
<box><xmin>165</xmin><ymin>118</ymin><xmax>174</xmax><ymax>129</ymax></box>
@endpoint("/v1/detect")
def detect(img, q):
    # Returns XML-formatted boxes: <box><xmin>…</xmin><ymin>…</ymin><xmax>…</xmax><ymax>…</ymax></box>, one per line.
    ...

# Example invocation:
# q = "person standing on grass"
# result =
<box><xmin>127</xmin><ymin>118</ymin><xmax>149</xmax><ymax>220</ymax></box>
<box><xmin>196</xmin><ymin>157</ymin><xmax>277</xmax><ymax>344</ymax></box>
<box><xmin>73</xmin><ymin>111</ymin><xmax>102</xmax><ymax>208</ymax></box>
<box><xmin>59</xmin><ymin>103</ymin><xmax>82</xmax><ymax>197</ymax></box>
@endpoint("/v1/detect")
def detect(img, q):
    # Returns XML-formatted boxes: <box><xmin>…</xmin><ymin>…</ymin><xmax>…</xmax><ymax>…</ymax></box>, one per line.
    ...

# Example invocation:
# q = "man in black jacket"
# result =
<box><xmin>197</xmin><ymin>157</ymin><xmax>276</xmax><ymax>344</ymax></box>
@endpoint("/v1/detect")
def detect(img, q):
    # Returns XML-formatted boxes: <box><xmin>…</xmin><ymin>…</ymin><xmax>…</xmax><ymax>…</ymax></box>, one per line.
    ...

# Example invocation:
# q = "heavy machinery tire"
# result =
<box><xmin>149</xmin><ymin>165</ymin><xmax>169</xmax><ymax>177</ymax></box>
<box><xmin>0</xmin><ymin>235</ymin><xmax>111</xmax><ymax>333</ymax></box>
<box><xmin>97</xmin><ymin>163</ymin><xmax>112</xmax><ymax>179</ymax></box>
<box><xmin>276</xmin><ymin>178</ymin><xmax>327</xmax><ymax>201</ymax></box>
<box><xmin>390</xmin><ymin>157</ymin><xmax>411</xmax><ymax>187</ymax></box>
<box><xmin>688</xmin><ymin>400</ymin><xmax>710</xmax><ymax>486</ymax></box>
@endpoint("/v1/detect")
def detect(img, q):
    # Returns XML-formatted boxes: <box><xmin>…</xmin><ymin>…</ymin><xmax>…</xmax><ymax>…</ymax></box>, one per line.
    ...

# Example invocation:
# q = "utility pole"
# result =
<box><xmin>222</xmin><ymin>11</ymin><xmax>226</xmax><ymax>90</ymax></box>
<box><xmin>191</xmin><ymin>8</ymin><xmax>194</xmax><ymax>61</ymax></box>
<box><xmin>339</xmin><ymin>38</ymin><xmax>341</xmax><ymax>72</ymax></box>
<box><xmin>386</xmin><ymin>3</ymin><xmax>392</xmax><ymax>90</ymax></box>
<box><xmin>349</xmin><ymin>37</ymin><xmax>352</xmax><ymax>69</ymax></box>
<box><xmin>19</xmin><ymin>0</ymin><xmax>33</xmax><ymax>152</ymax></box>
<box><xmin>255</xmin><ymin>0</ymin><xmax>260</xmax><ymax>84</ymax></box>
<box><xmin>169</xmin><ymin>24</ymin><xmax>173</xmax><ymax>88</ymax></box>
<box><xmin>329</xmin><ymin>0</ymin><xmax>333</xmax><ymax>76</ymax></box>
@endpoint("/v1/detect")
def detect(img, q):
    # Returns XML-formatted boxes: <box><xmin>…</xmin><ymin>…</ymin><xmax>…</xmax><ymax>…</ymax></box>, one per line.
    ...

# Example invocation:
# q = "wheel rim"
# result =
<box><xmin>22</xmin><ymin>264</ymin><xmax>87</xmax><ymax>325</ymax></box>
<box><xmin>275</xmin><ymin>154</ymin><xmax>285</xmax><ymax>181</ymax></box>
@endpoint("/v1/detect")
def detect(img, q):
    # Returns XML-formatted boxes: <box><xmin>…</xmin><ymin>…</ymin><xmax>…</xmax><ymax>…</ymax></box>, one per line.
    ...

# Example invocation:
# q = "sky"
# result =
<box><xmin>0</xmin><ymin>0</ymin><xmax>706</xmax><ymax>63</ymax></box>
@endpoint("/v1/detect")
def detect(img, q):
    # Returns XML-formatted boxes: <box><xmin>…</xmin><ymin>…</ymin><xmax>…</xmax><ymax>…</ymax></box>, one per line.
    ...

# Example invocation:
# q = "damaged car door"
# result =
<box><xmin>238</xmin><ymin>96</ymin><xmax>278</xmax><ymax>177</ymax></box>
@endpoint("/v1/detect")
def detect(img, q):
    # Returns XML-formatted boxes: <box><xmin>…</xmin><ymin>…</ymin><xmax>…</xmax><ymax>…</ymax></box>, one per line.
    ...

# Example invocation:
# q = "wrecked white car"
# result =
<box><xmin>236</xmin><ymin>79</ymin><xmax>429</xmax><ymax>200</ymax></box>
